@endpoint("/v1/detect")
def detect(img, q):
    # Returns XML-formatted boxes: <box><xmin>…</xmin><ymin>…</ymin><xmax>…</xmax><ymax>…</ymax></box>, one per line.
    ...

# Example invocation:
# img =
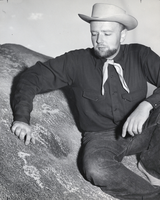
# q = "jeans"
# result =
<box><xmin>80</xmin><ymin>106</ymin><xmax>160</xmax><ymax>200</ymax></box>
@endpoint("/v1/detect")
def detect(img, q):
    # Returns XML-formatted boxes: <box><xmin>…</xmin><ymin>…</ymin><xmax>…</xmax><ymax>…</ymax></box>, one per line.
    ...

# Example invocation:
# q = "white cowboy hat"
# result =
<box><xmin>78</xmin><ymin>3</ymin><xmax>138</xmax><ymax>30</ymax></box>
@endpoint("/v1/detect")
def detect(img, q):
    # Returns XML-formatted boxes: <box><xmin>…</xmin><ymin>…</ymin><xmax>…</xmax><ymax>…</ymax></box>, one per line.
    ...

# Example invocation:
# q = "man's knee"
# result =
<box><xmin>83</xmin><ymin>157</ymin><xmax>101</xmax><ymax>182</ymax></box>
<box><xmin>82</xmin><ymin>155</ymin><xmax>117</xmax><ymax>185</ymax></box>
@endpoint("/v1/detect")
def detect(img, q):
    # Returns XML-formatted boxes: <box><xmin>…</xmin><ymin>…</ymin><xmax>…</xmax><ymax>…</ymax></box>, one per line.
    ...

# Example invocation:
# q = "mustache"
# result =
<box><xmin>97</xmin><ymin>44</ymin><xmax>106</xmax><ymax>47</ymax></box>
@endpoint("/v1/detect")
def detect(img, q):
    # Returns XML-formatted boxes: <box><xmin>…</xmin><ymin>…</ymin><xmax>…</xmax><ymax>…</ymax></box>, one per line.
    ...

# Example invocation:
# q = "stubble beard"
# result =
<box><xmin>94</xmin><ymin>48</ymin><xmax>118</xmax><ymax>59</ymax></box>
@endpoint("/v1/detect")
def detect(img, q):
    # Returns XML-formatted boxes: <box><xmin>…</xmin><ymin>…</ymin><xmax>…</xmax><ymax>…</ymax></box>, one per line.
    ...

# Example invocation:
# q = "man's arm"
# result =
<box><xmin>122</xmin><ymin>46</ymin><xmax>160</xmax><ymax>137</ymax></box>
<box><xmin>11</xmin><ymin>52</ymin><xmax>77</xmax><ymax>144</ymax></box>
<box><xmin>11</xmin><ymin>67</ymin><xmax>40</xmax><ymax>145</ymax></box>
<box><xmin>122</xmin><ymin>101</ymin><xmax>153</xmax><ymax>137</ymax></box>
<box><xmin>11</xmin><ymin>61</ymin><xmax>66</xmax><ymax>145</ymax></box>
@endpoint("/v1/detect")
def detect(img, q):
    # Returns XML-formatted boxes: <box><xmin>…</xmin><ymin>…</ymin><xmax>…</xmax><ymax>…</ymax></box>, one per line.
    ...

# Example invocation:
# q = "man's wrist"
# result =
<box><xmin>139</xmin><ymin>101</ymin><xmax>153</xmax><ymax>111</ymax></box>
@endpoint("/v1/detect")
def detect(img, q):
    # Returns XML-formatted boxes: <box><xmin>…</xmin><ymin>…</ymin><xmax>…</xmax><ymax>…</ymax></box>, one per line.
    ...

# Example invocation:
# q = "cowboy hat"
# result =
<box><xmin>78</xmin><ymin>3</ymin><xmax>138</xmax><ymax>30</ymax></box>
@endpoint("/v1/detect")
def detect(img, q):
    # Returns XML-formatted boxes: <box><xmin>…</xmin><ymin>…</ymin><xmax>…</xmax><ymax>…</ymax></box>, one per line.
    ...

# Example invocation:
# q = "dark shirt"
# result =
<box><xmin>12</xmin><ymin>44</ymin><xmax>160</xmax><ymax>132</ymax></box>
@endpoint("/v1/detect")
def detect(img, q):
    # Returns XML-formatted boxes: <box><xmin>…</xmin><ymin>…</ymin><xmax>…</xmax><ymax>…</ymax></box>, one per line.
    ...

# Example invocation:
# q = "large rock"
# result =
<box><xmin>0</xmin><ymin>43</ymin><xmax>146</xmax><ymax>200</ymax></box>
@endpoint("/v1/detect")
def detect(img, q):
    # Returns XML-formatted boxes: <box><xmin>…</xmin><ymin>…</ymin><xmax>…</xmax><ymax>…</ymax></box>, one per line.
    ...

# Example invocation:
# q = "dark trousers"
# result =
<box><xmin>80</xmin><ymin>107</ymin><xmax>160</xmax><ymax>200</ymax></box>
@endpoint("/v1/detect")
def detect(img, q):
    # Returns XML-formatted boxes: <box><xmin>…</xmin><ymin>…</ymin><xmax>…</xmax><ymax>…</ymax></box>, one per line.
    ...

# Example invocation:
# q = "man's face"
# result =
<box><xmin>90</xmin><ymin>21</ymin><xmax>126</xmax><ymax>59</ymax></box>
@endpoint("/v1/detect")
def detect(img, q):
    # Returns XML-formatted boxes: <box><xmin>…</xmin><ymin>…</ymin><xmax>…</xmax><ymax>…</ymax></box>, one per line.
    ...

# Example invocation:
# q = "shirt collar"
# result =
<box><xmin>113</xmin><ymin>45</ymin><xmax>125</xmax><ymax>69</ymax></box>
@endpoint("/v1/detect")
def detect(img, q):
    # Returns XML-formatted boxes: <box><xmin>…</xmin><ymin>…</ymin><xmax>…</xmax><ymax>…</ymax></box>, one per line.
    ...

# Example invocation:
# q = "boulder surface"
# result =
<box><xmin>0</xmin><ymin>43</ymin><xmax>146</xmax><ymax>200</ymax></box>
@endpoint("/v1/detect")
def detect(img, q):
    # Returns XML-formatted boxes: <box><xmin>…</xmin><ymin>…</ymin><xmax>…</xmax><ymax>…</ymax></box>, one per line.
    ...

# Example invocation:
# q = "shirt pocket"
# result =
<box><xmin>82</xmin><ymin>91</ymin><xmax>105</xmax><ymax>102</ymax></box>
<box><xmin>122</xmin><ymin>88</ymin><xmax>146</xmax><ymax>102</ymax></box>
<box><xmin>82</xmin><ymin>90</ymin><xmax>107</xmax><ymax>116</ymax></box>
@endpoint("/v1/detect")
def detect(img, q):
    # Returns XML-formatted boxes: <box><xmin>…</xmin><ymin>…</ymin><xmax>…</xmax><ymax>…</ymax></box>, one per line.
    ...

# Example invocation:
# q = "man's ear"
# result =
<box><xmin>120</xmin><ymin>28</ymin><xmax>127</xmax><ymax>43</ymax></box>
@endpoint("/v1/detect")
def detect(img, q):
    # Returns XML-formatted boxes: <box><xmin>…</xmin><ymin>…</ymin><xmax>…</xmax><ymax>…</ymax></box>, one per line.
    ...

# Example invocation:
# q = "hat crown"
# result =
<box><xmin>91</xmin><ymin>3</ymin><xmax>126</xmax><ymax>18</ymax></box>
<box><xmin>78</xmin><ymin>3</ymin><xmax>138</xmax><ymax>30</ymax></box>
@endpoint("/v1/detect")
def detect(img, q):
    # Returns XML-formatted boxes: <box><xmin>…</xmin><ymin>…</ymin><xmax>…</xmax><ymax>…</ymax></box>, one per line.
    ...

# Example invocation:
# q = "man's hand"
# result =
<box><xmin>11</xmin><ymin>121</ymin><xmax>35</xmax><ymax>145</ymax></box>
<box><xmin>122</xmin><ymin>101</ymin><xmax>153</xmax><ymax>137</ymax></box>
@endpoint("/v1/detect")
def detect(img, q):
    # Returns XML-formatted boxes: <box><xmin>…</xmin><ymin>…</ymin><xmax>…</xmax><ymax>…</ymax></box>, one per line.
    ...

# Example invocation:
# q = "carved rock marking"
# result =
<box><xmin>18</xmin><ymin>152</ymin><xmax>44</xmax><ymax>189</ymax></box>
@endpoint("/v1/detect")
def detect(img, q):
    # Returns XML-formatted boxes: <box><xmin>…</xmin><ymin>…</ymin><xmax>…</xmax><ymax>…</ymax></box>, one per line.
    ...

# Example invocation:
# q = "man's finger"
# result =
<box><xmin>137</xmin><ymin>123</ymin><xmax>143</xmax><ymax>134</ymax></box>
<box><xmin>122</xmin><ymin>123</ymin><xmax>128</xmax><ymax>137</ymax></box>
<box><xmin>131</xmin><ymin>123</ymin><xmax>138</xmax><ymax>135</ymax></box>
<box><xmin>31</xmin><ymin>137</ymin><xmax>36</xmax><ymax>144</ymax></box>
<box><xmin>11</xmin><ymin>123</ymin><xmax>18</xmax><ymax>133</ymax></box>
<box><xmin>19</xmin><ymin>129</ymin><xmax>27</xmax><ymax>140</ymax></box>
<box><xmin>25</xmin><ymin>133</ymin><xmax>31</xmax><ymax>145</ymax></box>
<box><xmin>14</xmin><ymin>127</ymin><xmax>21</xmax><ymax>137</ymax></box>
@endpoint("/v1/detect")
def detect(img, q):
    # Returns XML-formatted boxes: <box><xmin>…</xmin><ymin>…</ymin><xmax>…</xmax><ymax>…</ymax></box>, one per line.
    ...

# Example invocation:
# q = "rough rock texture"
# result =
<box><xmin>0</xmin><ymin>43</ymin><xmax>147</xmax><ymax>200</ymax></box>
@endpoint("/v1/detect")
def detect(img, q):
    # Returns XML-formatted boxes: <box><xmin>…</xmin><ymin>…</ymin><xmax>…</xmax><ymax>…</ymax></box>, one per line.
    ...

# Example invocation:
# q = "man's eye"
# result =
<box><xmin>105</xmin><ymin>33</ymin><xmax>111</xmax><ymax>36</ymax></box>
<box><xmin>91</xmin><ymin>33</ymin><xmax>97</xmax><ymax>36</ymax></box>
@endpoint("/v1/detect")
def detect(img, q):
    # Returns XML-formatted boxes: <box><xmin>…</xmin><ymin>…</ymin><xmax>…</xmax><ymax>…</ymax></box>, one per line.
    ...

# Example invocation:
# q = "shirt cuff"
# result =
<box><xmin>13</xmin><ymin>114</ymin><xmax>30</xmax><ymax>125</ymax></box>
<box><xmin>145</xmin><ymin>95</ymin><xmax>160</xmax><ymax>109</ymax></box>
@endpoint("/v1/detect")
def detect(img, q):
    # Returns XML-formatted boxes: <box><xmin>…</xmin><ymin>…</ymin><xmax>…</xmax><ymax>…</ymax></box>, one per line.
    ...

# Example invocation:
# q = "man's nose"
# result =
<box><xmin>97</xmin><ymin>34</ymin><xmax>103</xmax><ymax>44</ymax></box>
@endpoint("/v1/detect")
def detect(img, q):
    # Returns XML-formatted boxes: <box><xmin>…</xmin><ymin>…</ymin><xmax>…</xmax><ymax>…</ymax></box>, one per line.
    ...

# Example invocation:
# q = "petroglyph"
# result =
<box><xmin>31</xmin><ymin>123</ymin><xmax>49</xmax><ymax>147</ymax></box>
<box><xmin>18</xmin><ymin>151</ymin><xmax>44</xmax><ymax>188</ymax></box>
<box><xmin>31</xmin><ymin>123</ymin><xmax>70</xmax><ymax>157</ymax></box>
<box><xmin>42</xmin><ymin>103</ymin><xmax>60</xmax><ymax>115</ymax></box>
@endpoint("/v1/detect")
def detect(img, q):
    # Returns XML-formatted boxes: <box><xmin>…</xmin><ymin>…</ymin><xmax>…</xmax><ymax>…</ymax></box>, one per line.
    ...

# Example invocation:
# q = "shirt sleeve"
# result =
<box><xmin>11</xmin><ymin>52</ymin><xmax>77</xmax><ymax>124</ymax></box>
<box><xmin>142</xmin><ymin>47</ymin><xmax>160</xmax><ymax>108</ymax></box>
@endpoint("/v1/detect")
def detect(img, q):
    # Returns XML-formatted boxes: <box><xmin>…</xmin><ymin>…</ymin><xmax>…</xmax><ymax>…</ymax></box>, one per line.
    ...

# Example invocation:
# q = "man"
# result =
<box><xmin>11</xmin><ymin>3</ymin><xmax>160</xmax><ymax>200</ymax></box>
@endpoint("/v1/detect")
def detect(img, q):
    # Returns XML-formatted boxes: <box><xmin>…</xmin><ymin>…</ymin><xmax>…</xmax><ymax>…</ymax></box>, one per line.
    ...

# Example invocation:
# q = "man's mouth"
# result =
<box><xmin>97</xmin><ymin>46</ymin><xmax>106</xmax><ymax>51</ymax></box>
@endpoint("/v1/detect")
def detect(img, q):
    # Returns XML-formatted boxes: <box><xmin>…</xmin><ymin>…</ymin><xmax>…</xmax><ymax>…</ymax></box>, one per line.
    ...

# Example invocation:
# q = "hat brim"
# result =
<box><xmin>78</xmin><ymin>14</ymin><xmax>138</xmax><ymax>30</ymax></box>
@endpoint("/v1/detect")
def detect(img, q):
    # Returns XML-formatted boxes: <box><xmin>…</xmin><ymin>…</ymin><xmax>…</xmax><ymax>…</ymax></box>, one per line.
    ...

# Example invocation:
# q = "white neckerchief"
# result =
<box><xmin>102</xmin><ymin>59</ymin><xmax>130</xmax><ymax>95</ymax></box>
